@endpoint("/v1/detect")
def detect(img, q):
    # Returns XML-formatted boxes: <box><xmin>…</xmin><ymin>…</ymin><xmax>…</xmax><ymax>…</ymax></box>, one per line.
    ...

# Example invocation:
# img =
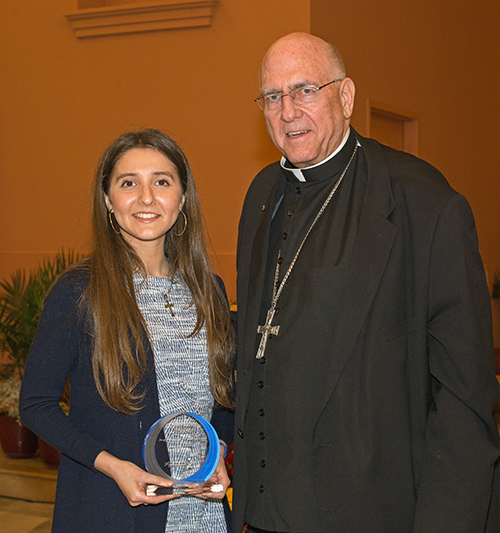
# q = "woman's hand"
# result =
<box><xmin>94</xmin><ymin>451</ymin><xmax>178</xmax><ymax>506</ymax></box>
<box><xmin>198</xmin><ymin>443</ymin><xmax>231</xmax><ymax>500</ymax></box>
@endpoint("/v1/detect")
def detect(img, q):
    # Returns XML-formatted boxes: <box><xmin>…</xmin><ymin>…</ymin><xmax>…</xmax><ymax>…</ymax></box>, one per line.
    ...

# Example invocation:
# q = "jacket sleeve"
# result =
<box><xmin>414</xmin><ymin>193</ymin><xmax>500</xmax><ymax>531</ymax></box>
<box><xmin>19</xmin><ymin>272</ymin><xmax>105</xmax><ymax>471</ymax></box>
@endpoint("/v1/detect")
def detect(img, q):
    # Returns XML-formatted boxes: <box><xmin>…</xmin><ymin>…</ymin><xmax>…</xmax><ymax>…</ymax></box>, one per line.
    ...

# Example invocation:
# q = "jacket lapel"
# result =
<box><xmin>318</xmin><ymin>136</ymin><xmax>398</xmax><ymax>408</ymax></box>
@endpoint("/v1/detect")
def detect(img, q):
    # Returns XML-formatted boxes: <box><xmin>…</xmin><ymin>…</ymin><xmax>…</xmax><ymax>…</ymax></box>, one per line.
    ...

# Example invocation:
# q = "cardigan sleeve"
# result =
<box><xmin>413</xmin><ymin>193</ymin><xmax>500</xmax><ymax>531</ymax></box>
<box><xmin>210</xmin><ymin>406</ymin><xmax>234</xmax><ymax>447</ymax></box>
<box><xmin>19</xmin><ymin>271</ymin><xmax>105</xmax><ymax>471</ymax></box>
<box><xmin>210</xmin><ymin>274</ymin><xmax>235</xmax><ymax>446</ymax></box>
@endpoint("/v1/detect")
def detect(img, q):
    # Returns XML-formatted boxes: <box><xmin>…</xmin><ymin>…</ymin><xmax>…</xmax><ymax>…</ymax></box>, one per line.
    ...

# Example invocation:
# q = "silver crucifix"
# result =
<box><xmin>256</xmin><ymin>306</ymin><xmax>280</xmax><ymax>359</ymax></box>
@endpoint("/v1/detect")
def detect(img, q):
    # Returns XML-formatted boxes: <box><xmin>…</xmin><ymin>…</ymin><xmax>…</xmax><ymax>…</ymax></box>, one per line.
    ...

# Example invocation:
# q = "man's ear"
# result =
<box><xmin>340</xmin><ymin>78</ymin><xmax>355</xmax><ymax>120</ymax></box>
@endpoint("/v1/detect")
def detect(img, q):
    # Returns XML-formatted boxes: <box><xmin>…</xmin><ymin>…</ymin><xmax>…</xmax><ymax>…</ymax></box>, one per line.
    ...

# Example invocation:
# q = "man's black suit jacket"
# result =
<box><xmin>233</xmin><ymin>131</ymin><xmax>500</xmax><ymax>532</ymax></box>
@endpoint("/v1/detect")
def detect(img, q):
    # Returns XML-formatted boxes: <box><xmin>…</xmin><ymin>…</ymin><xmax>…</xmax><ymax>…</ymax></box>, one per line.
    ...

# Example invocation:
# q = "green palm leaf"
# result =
<box><xmin>0</xmin><ymin>249</ymin><xmax>81</xmax><ymax>381</ymax></box>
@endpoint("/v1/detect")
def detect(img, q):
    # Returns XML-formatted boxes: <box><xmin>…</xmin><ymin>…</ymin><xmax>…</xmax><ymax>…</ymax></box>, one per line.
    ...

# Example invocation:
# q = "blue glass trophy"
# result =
<box><xmin>143</xmin><ymin>412</ymin><xmax>222</xmax><ymax>496</ymax></box>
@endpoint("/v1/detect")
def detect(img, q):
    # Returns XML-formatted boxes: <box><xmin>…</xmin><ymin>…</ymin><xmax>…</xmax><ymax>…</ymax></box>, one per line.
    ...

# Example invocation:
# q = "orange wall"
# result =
<box><xmin>1</xmin><ymin>1</ymin><xmax>499</xmax><ymax>303</ymax></box>
<box><xmin>0</xmin><ymin>0</ymin><xmax>310</xmax><ymax>302</ymax></box>
<box><xmin>312</xmin><ymin>0</ymin><xmax>500</xmax><ymax>286</ymax></box>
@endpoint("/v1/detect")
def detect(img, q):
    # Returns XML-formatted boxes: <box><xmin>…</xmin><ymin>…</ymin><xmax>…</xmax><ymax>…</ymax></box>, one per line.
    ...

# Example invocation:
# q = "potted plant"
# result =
<box><xmin>0</xmin><ymin>250</ymin><xmax>79</xmax><ymax>458</ymax></box>
<box><xmin>0</xmin><ymin>376</ymin><xmax>38</xmax><ymax>457</ymax></box>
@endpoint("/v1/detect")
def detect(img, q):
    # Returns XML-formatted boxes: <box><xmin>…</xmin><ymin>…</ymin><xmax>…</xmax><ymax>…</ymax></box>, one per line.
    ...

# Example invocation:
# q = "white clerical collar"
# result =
<box><xmin>280</xmin><ymin>129</ymin><xmax>352</xmax><ymax>182</ymax></box>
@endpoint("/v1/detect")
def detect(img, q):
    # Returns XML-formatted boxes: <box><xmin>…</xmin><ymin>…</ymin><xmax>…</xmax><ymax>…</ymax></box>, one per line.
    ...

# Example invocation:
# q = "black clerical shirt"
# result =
<box><xmin>245</xmin><ymin>130</ymin><xmax>367</xmax><ymax>531</ymax></box>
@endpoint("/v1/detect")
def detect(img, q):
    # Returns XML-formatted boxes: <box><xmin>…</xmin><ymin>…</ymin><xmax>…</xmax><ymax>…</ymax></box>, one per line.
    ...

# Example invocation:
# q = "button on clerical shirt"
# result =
<box><xmin>295</xmin><ymin>187</ymin><xmax>302</xmax><ymax>194</ymax></box>
<box><xmin>258</xmin><ymin>408</ymin><xmax>265</xmax><ymax>416</ymax></box>
<box><xmin>260</xmin><ymin>460</ymin><xmax>266</xmax><ymax>467</ymax></box>
<box><xmin>259</xmin><ymin>432</ymin><xmax>266</xmax><ymax>440</ymax></box>
<box><xmin>259</xmin><ymin>485</ymin><xmax>264</xmax><ymax>493</ymax></box>
<box><xmin>282</xmin><ymin>232</ymin><xmax>287</xmax><ymax>240</ymax></box>
<box><xmin>287</xmin><ymin>209</ymin><xmax>294</xmax><ymax>216</ymax></box>
<box><xmin>258</xmin><ymin>380</ymin><xmax>264</xmax><ymax>388</ymax></box>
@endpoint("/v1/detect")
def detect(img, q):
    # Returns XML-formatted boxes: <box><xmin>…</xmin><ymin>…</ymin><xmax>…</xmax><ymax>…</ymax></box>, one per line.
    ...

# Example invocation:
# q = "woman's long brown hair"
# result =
<box><xmin>82</xmin><ymin>129</ymin><xmax>234</xmax><ymax>413</ymax></box>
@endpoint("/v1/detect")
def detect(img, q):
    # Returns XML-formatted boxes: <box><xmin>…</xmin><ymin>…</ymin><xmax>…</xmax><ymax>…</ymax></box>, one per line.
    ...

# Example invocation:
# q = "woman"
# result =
<box><xmin>19</xmin><ymin>129</ymin><xmax>234</xmax><ymax>532</ymax></box>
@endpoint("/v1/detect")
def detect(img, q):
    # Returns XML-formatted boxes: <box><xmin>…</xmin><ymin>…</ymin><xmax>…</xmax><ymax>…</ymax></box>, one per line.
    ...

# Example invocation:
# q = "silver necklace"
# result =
<box><xmin>256</xmin><ymin>143</ymin><xmax>358</xmax><ymax>359</ymax></box>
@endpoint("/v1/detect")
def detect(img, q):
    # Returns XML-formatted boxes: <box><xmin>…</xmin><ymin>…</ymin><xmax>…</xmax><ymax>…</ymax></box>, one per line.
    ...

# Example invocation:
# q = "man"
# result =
<box><xmin>233</xmin><ymin>32</ymin><xmax>500</xmax><ymax>533</ymax></box>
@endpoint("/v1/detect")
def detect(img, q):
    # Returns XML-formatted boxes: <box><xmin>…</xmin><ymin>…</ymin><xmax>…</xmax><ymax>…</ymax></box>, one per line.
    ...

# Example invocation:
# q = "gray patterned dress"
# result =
<box><xmin>134</xmin><ymin>272</ymin><xmax>227</xmax><ymax>533</ymax></box>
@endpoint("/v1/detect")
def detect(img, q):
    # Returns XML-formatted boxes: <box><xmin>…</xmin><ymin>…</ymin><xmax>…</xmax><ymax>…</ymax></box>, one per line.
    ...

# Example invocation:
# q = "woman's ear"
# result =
<box><xmin>104</xmin><ymin>194</ymin><xmax>113</xmax><ymax>212</ymax></box>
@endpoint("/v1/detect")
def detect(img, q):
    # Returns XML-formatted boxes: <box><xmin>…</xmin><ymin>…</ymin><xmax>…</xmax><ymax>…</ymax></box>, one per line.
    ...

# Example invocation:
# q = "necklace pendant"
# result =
<box><xmin>164</xmin><ymin>295</ymin><xmax>175</xmax><ymax>317</ymax></box>
<box><xmin>256</xmin><ymin>306</ymin><xmax>280</xmax><ymax>359</ymax></box>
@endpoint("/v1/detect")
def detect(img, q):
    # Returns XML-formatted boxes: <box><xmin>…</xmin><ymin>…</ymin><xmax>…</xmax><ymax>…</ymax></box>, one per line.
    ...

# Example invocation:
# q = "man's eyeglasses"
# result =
<box><xmin>254</xmin><ymin>78</ymin><xmax>343</xmax><ymax>111</ymax></box>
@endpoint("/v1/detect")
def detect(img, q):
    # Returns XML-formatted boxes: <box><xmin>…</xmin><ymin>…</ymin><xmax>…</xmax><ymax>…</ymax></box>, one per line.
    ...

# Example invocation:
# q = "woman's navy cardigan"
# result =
<box><xmin>19</xmin><ymin>269</ymin><xmax>233</xmax><ymax>532</ymax></box>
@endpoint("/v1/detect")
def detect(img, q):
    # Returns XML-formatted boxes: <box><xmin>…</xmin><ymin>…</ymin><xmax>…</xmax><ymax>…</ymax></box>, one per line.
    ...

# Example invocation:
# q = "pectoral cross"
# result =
<box><xmin>164</xmin><ymin>295</ymin><xmax>175</xmax><ymax>317</ymax></box>
<box><xmin>256</xmin><ymin>306</ymin><xmax>280</xmax><ymax>359</ymax></box>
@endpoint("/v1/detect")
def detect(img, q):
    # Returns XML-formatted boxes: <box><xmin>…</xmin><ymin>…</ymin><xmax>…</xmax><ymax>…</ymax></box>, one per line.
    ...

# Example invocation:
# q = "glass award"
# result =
<box><xmin>143</xmin><ymin>412</ymin><xmax>222</xmax><ymax>496</ymax></box>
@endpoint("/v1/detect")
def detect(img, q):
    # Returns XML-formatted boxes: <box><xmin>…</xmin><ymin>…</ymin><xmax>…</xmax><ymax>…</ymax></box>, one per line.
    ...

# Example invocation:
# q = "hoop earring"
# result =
<box><xmin>172</xmin><ymin>210</ymin><xmax>187</xmax><ymax>237</ymax></box>
<box><xmin>108</xmin><ymin>211</ymin><xmax>121</xmax><ymax>235</ymax></box>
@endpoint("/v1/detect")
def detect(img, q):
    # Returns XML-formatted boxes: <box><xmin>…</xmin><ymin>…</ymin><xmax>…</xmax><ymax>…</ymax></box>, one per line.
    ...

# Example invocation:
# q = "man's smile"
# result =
<box><xmin>286</xmin><ymin>130</ymin><xmax>309</xmax><ymax>137</ymax></box>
